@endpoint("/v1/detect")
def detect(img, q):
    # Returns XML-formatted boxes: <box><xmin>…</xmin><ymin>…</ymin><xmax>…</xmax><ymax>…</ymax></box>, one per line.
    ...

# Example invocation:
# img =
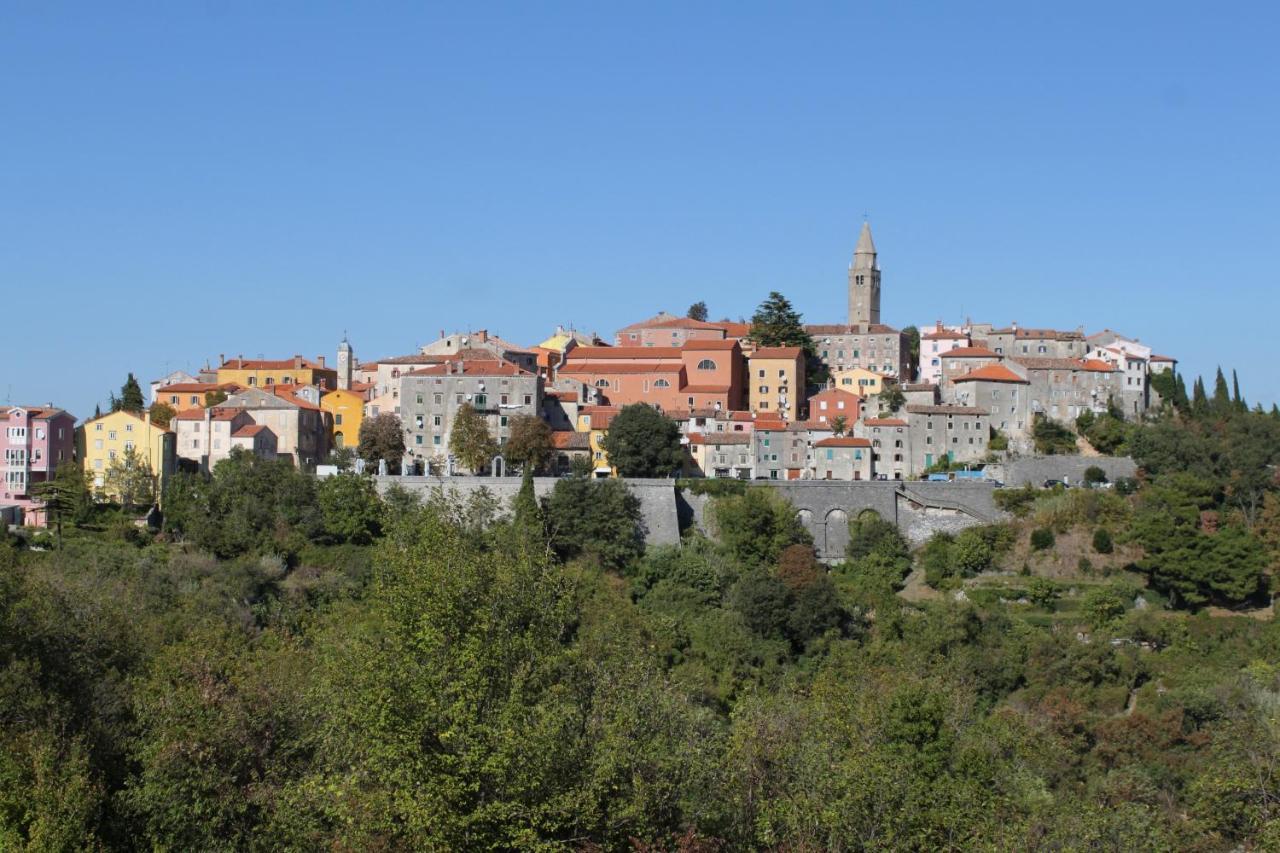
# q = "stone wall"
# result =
<box><xmin>989</xmin><ymin>455</ymin><xmax>1137</xmax><ymax>487</ymax></box>
<box><xmin>374</xmin><ymin>475</ymin><xmax>682</xmax><ymax>547</ymax></box>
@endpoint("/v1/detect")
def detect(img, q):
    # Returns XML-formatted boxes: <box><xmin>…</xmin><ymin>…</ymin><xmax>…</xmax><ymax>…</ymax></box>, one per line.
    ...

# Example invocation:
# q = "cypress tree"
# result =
<box><xmin>1231</xmin><ymin>369</ymin><xmax>1247</xmax><ymax>412</ymax></box>
<box><xmin>1192</xmin><ymin>377</ymin><xmax>1208</xmax><ymax>417</ymax></box>
<box><xmin>1211</xmin><ymin>368</ymin><xmax>1232</xmax><ymax>416</ymax></box>
<box><xmin>1173</xmin><ymin>372</ymin><xmax>1190</xmax><ymax>413</ymax></box>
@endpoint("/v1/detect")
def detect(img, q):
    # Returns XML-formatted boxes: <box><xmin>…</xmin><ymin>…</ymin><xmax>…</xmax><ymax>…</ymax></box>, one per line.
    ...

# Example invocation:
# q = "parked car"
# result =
<box><xmin>1043</xmin><ymin>479</ymin><xmax>1066</xmax><ymax>488</ymax></box>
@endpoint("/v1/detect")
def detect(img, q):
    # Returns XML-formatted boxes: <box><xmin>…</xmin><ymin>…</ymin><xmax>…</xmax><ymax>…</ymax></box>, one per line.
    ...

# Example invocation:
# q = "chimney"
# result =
<box><xmin>238</xmin><ymin>353</ymin><xmax>243</xmax><ymax>363</ymax></box>
<box><xmin>439</xmin><ymin>329</ymin><xmax>445</xmax><ymax>339</ymax></box>
<box><xmin>219</xmin><ymin>353</ymin><xmax>225</xmax><ymax>366</ymax></box>
<box><xmin>317</xmin><ymin>355</ymin><xmax>326</xmax><ymax>368</ymax></box>
<box><xmin>294</xmin><ymin>355</ymin><xmax>303</xmax><ymax>370</ymax></box>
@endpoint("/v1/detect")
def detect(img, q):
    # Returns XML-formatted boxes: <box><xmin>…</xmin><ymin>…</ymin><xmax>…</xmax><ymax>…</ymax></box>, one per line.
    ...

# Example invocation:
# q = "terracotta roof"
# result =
<box><xmin>1150</xmin><ymin>354</ymin><xmax>1176</xmax><ymax>362</ymax></box>
<box><xmin>1012</xmin><ymin>357</ymin><xmax>1118</xmax><ymax>373</ymax></box>
<box><xmin>220</xmin><ymin>356</ymin><xmax>332</xmax><ymax>371</ymax></box>
<box><xmin>902</xmin><ymin>383</ymin><xmax>938</xmax><ymax>391</ymax></box>
<box><xmin>232</xmin><ymin>424</ymin><xmax>270</xmax><ymax>438</ymax></box>
<box><xmin>990</xmin><ymin>327</ymin><xmax>1085</xmax><ymax>341</ymax></box>
<box><xmin>545</xmin><ymin>389</ymin><xmax>579</xmax><ymax>401</ymax></box>
<box><xmin>808</xmin><ymin>388</ymin><xmax>863</xmax><ymax>406</ymax></box>
<box><xmin>682</xmin><ymin>339</ymin><xmax>739</xmax><ymax>351</ymax></box>
<box><xmin>687</xmin><ymin>432</ymin><xmax>751</xmax><ymax>446</ymax></box>
<box><xmin>370</xmin><ymin>353</ymin><xmax>451</xmax><ymax>366</ymax></box>
<box><xmin>921</xmin><ymin>328</ymin><xmax>969</xmax><ymax>340</ymax></box>
<box><xmin>550</xmin><ymin>431</ymin><xmax>590</xmax><ymax>450</ymax></box>
<box><xmin>942</xmin><ymin>346</ymin><xmax>1000</xmax><ymax>359</ymax></box>
<box><xmin>906</xmin><ymin>405</ymin><xmax>989</xmax><ymax>416</ymax></box>
<box><xmin>80</xmin><ymin>409</ymin><xmax>174</xmax><ymax>432</ymax></box>
<box><xmin>815</xmin><ymin>436</ymin><xmax>872</xmax><ymax>448</ymax></box>
<box><xmin>157</xmin><ymin>382</ymin><xmax>241</xmax><ymax>394</ymax></box>
<box><xmin>750</xmin><ymin>346</ymin><xmax>805</xmax><ymax>359</ymax></box>
<box><xmin>559</xmin><ymin>362</ymin><xmax>683</xmax><ymax>375</ymax></box>
<box><xmin>580</xmin><ymin>405</ymin><xmax>620</xmax><ymax>429</ymax></box>
<box><xmin>953</xmin><ymin>365</ymin><xmax>1029</xmax><ymax>384</ymax></box>
<box><xmin>174</xmin><ymin>407</ymin><xmax>245</xmax><ymax>421</ymax></box>
<box><xmin>863</xmin><ymin>417</ymin><xmax>907</xmax><ymax>426</ymax></box>
<box><xmin>680</xmin><ymin>384</ymin><xmax>733</xmax><ymax>394</ymax></box>
<box><xmin>567</xmin><ymin>346</ymin><xmax>682</xmax><ymax>360</ymax></box>
<box><xmin>404</xmin><ymin>359</ymin><xmax>533</xmax><ymax>377</ymax></box>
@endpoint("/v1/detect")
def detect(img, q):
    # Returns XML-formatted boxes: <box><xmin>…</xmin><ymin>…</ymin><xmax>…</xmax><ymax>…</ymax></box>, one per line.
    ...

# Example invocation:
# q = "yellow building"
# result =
<box><xmin>77</xmin><ymin>410</ymin><xmax>175</xmax><ymax>504</ymax></box>
<box><xmin>834</xmin><ymin>366</ymin><xmax>885</xmax><ymax>396</ymax></box>
<box><xmin>576</xmin><ymin>405</ymin><xmax>618</xmax><ymax>477</ymax></box>
<box><xmin>216</xmin><ymin>355</ymin><xmax>338</xmax><ymax>392</ymax></box>
<box><xmin>747</xmin><ymin>347</ymin><xmax>806</xmax><ymax>422</ymax></box>
<box><xmin>320</xmin><ymin>389</ymin><xmax>365</xmax><ymax>450</ymax></box>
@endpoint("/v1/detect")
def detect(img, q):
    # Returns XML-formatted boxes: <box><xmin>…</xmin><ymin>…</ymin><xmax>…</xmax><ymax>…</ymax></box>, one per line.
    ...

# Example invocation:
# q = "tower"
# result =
<box><xmin>337</xmin><ymin>336</ymin><xmax>354</xmax><ymax>390</ymax></box>
<box><xmin>847</xmin><ymin>220</ymin><xmax>881</xmax><ymax>327</ymax></box>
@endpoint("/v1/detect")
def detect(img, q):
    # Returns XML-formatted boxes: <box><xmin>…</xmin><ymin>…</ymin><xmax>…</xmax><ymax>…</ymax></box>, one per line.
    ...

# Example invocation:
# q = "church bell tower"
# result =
<box><xmin>847</xmin><ymin>220</ymin><xmax>881</xmax><ymax>327</ymax></box>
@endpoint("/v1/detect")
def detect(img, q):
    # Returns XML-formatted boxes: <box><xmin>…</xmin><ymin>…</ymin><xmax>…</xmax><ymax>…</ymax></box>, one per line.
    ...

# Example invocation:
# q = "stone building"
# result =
<box><xmin>857</xmin><ymin>416</ymin><xmax>910</xmax><ymax>480</ymax></box>
<box><xmin>217</xmin><ymin>386</ymin><xmax>330</xmax><ymax>469</ymax></box>
<box><xmin>686</xmin><ymin>432</ymin><xmax>753</xmax><ymax>479</ymax></box>
<box><xmin>398</xmin><ymin>358</ymin><xmax>543</xmax><ymax>474</ymax></box>
<box><xmin>950</xmin><ymin>364</ymin><xmax>1032</xmax><ymax>445</ymax></box>
<box><xmin>847</xmin><ymin>221</ymin><xmax>881</xmax><ymax>326</ymax></box>
<box><xmin>1011</xmin><ymin>357</ymin><xmax>1122</xmax><ymax>424</ymax></box>
<box><xmin>806</xmin><ymin>324</ymin><xmax>911</xmax><ymax>380</ymax></box>
<box><xmin>905</xmin><ymin>404</ymin><xmax>990</xmax><ymax>472</ymax></box>
<box><xmin>813</xmin><ymin>436</ymin><xmax>874</xmax><ymax>481</ymax></box>
<box><xmin>982</xmin><ymin>326</ymin><xmax>1087</xmax><ymax>360</ymax></box>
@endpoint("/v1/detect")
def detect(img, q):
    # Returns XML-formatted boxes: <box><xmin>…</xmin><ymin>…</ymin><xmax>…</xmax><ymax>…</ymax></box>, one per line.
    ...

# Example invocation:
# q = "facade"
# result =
<box><xmin>983</xmin><ymin>327</ymin><xmax>1087</xmax><ymax>360</ymax></box>
<box><xmin>857</xmin><ymin>417</ymin><xmax>910</xmax><ymax>480</ymax></box>
<box><xmin>1011</xmin><ymin>358</ymin><xmax>1123</xmax><ymax>423</ymax></box>
<box><xmin>174</xmin><ymin>407</ymin><xmax>274</xmax><ymax>470</ymax></box>
<box><xmin>398</xmin><ymin>358</ymin><xmax>543</xmax><ymax>474</ymax></box>
<box><xmin>216</xmin><ymin>355</ymin><xmax>338</xmax><ymax>392</ymax></box>
<box><xmin>806</xmin><ymin>387</ymin><xmax>864</xmax><ymax>430</ymax></box>
<box><xmin>217</xmin><ymin>386</ymin><xmax>331</xmax><ymax>468</ymax></box>
<box><xmin>320</xmin><ymin>389</ymin><xmax>365</xmax><ymax>450</ymax></box>
<box><xmin>905</xmin><ymin>404</ymin><xmax>990</xmax><ymax>472</ymax></box>
<box><xmin>919</xmin><ymin>322</ymin><xmax>971</xmax><ymax>384</ymax></box>
<box><xmin>577</xmin><ymin>405</ymin><xmax>619</xmax><ymax>477</ymax></box>
<box><xmin>0</xmin><ymin>406</ymin><xmax>77</xmax><ymax>526</ymax></box>
<box><xmin>752</xmin><ymin>423</ymin><xmax>808</xmax><ymax>480</ymax></box>
<box><xmin>559</xmin><ymin>340</ymin><xmax>745</xmax><ymax>413</ymax></box>
<box><xmin>937</xmin><ymin>346</ymin><xmax>1003</xmax><ymax>387</ymax></box>
<box><xmin>77</xmin><ymin>410</ymin><xmax>176</xmax><ymax>502</ymax></box>
<box><xmin>832</xmin><ymin>366</ymin><xmax>888</xmax><ymax>396</ymax></box>
<box><xmin>814</xmin><ymin>436</ymin><xmax>874</xmax><ymax>481</ymax></box>
<box><xmin>950</xmin><ymin>364</ymin><xmax>1032</xmax><ymax>444</ymax></box>
<box><xmin>337</xmin><ymin>338</ymin><xmax>355</xmax><ymax>390</ymax></box>
<box><xmin>154</xmin><ymin>382</ymin><xmax>242</xmax><ymax>411</ymax></box>
<box><xmin>686</xmin><ymin>432</ymin><xmax>753</xmax><ymax>479</ymax></box>
<box><xmin>550</xmin><ymin>430</ymin><xmax>591</xmax><ymax>475</ymax></box>
<box><xmin>847</xmin><ymin>221</ymin><xmax>881</xmax><ymax>326</ymax></box>
<box><xmin>807</xmin><ymin>324</ymin><xmax>910</xmax><ymax>379</ymax></box>
<box><xmin>746</xmin><ymin>347</ymin><xmax>805</xmax><ymax>421</ymax></box>
<box><xmin>149</xmin><ymin>371</ymin><xmax>199</xmax><ymax>405</ymax></box>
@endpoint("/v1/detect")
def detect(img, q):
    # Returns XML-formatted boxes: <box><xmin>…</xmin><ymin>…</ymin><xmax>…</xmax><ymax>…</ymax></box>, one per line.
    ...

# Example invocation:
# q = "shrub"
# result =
<box><xmin>1033</xmin><ymin>416</ymin><xmax>1078</xmax><ymax>455</ymax></box>
<box><xmin>1082</xmin><ymin>585</ymin><xmax>1128</xmax><ymax>626</ymax></box>
<box><xmin>1093</xmin><ymin>528</ymin><xmax>1114</xmax><ymax>554</ymax></box>
<box><xmin>1114</xmin><ymin>477</ymin><xmax>1139</xmax><ymax>496</ymax></box>
<box><xmin>1077</xmin><ymin>557</ymin><xmax>1095</xmax><ymax>574</ymax></box>
<box><xmin>1030</xmin><ymin>528</ymin><xmax>1056</xmax><ymax>551</ymax></box>
<box><xmin>994</xmin><ymin>486</ymin><xmax>1038</xmax><ymax>517</ymax></box>
<box><xmin>1084</xmin><ymin>466</ymin><xmax>1108</xmax><ymax>485</ymax></box>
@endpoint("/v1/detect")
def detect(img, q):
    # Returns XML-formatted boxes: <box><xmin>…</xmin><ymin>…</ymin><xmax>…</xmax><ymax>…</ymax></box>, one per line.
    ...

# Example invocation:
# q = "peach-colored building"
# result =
<box><xmin>558</xmin><ymin>339</ymin><xmax>745</xmax><ymax>413</ymax></box>
<box><xmin>938</xmin><ymin>346</ymin><xmax>1003</xmax><ymax>386</ymax></box>
<box><xmin>747</xmin><ymin>347</ymin><xmax>805</xmax><ymax>421</ymax></box>
<box><xmin>154</xmin><ymin>382</ymin><xmax>243</xmax><ymax>411</ymax></box>
<box><xmin>806</xmin><ymin>388</ymin><xmax>864</xmax><ymax>429</ymax></box>
<box><xmin>614</xmin><ymin>312</ymin><xmax>751</xmax><ymax>347</ymax></box>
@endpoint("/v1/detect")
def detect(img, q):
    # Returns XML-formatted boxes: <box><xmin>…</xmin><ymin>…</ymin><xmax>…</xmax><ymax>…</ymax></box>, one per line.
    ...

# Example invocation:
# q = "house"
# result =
<box><xmin>1010</xmin><ymin>357</ymin><xmax>1123</xmax><ymax>424</ymax></box>
<box><xmin>904</xmin><ymin>405</ymin><xmax>990</xmax><ymax>473</ymax></box>
<box><xmin>217</xmin><ymin>386</ymin><xmax>331</xmax><ymax>469</ymax></box>
<box><xmin>813</xmin><ymin>436</ymin><xmax>874</xmax><ymax>481</ymax></box>
<box><xmin>216</xmin><ymin>355</ymin><xmax>338</xmax><ymax>392</ymax></box>
<box><xmin>832</xmin><ymin>366</ymin><xmax>888</xmax><ymax>397</ymax></box>
<box><xmin>984</xmin><ymin>326</ymin><xmax>1088</xmax><ymax>360</ymax></box>
<box><xmin>950</xmin><ymin>363</ymin><xmax>1032</xmax><ymax>444</ymax></box>
<box><xmin>806</xmin><ymin>387</ymin><xmax>864</xmax><ymax>429</ymax></box>
<box><xmin>559</xmin><ymin>339</ymin><xmax>746</xmax><ymax>413</ymax></box>
<box><xmin>154</xmin><ymin>382</ymin><xmax>242</xmax><ymax>412</ymax></box>
<box><xmin>148</xmin><ymin>370</ymin><xmax>199</xmax><ymax>405</ymax></box>
<box><xmin>398</xmin><ymin>358</ymin><xmax>543</xmax><ymax>474</ymax></box>
<box><xmin>747</xmin><ymin>347</ymin><xmax>805</xmax><ymax>421</ymax></box>
<box><xmin>550</xmin><ymin>430</ymin><xmax>591</xmax><ymax>475</ymax></box>
<box><xmin>320</xmin><ymin>389</ymin><xmax>366</xmax><ymax>451</ymax></box>
<box><xmin>937</xmin><ymin>346</ymin><xmax>1003</xmax><ymax>387</ymax></box>
<box><xmin>77</xmin><ymin>410</ymin><xmax>176</xmax><ymax>503</ymax></box>
<box><xmin>0</xmin><ymin>405</ymin><xmax>77</xmax><ymax>526</ymax></box>
<box><xmin>918</xmin><ymin>322</ymin><xmax>972</xmax><ymax>384</ymax></box>
<box><xmin>857</xmin><ymin>417</ymin><xmax>909</xmax><ymax>480</ymax></box>
<box><xmin>577</xmin><ymin>405</ymin><xmax>619</xmax><ymax>478</ymax></box>
<box><xmin>174</xmin><ymin>407</ymin><xmax>278</xmax><ymax>470</ymax></box>
<box><xmin>806</xmin><ymin>323</ymin><xmax>911</xmax><ymax>379</ymax></box>
<box><xmin>752</xmin><ymin>421</ymin><xmax>807</xmax><ymax>480</ymax></box>
<box><xmin>686</xmin><ymin>432</ymin><xmax>753</xmax><ymax>479</ymax></box>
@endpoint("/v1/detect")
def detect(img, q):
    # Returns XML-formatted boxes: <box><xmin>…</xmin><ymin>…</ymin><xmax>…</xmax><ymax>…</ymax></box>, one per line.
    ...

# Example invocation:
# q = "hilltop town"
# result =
<box><xmin>1</xmin><ymin>222</ymin><xmax>1179</xmax><ymax>525</ymax></box>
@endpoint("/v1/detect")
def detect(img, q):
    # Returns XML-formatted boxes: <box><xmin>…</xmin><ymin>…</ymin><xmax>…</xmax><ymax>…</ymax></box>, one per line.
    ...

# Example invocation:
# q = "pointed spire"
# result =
<box><xmin>855</xmin><ymin>220</ymin><xmax>876</xmax><ymax>256</ymax></box>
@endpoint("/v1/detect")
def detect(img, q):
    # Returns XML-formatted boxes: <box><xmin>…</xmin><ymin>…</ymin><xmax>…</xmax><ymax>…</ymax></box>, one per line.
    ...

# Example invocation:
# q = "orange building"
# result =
<box><xmin>746</xmin><ymin>347</ymin><xmax>806</xmax><ymax>421</ymax></box>
<box><xmin>153</xmin><ymin>382</ymin><xmax>243</xmax><ymax>411</ymax></box>
<box><xmin>216</xmin><ymin>355</ymin><xmax>338</xmax><ymax>391</ymax></box>
<box><xmin>614</xmin><ymin>312</ymin><xmax>751</xmax><ymax>348</ymax></box>
<box><xmin>558</xmin><ymin>339</ymin><xmax>745</xmax><ymax>413</ymax></box>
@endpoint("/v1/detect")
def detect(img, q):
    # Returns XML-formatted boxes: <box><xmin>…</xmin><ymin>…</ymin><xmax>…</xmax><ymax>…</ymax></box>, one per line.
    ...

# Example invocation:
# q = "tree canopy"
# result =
<box><xmin>600</xmin><ymin>404</ymin><xmax>683</xmax><ymax>478</ymax></box>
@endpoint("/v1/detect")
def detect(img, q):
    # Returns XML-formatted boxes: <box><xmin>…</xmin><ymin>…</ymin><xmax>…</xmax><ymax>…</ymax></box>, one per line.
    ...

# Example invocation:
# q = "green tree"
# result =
<box><xmin>110</xmin><ymin>373</ymin><xmax>145</xmax><ymax>413</ymax></box>
<box><xmin>204</xmin><ymin>389</ymin><xmax>229</xmax><ymax>408</ymax></box>
<box><xmin>879</xmin><ymin>380</ymin><xmax>905</xmax><ymax>414</ymax></box>
<box><xmin>846</xmin><ymin>512</ymin><xmax>908</xmax><ymax>563</ymax></box>
<box><xmin>542</xmin><ymin>476</ymin><xmax>644</xmax><ymax>570</ymax></box>
<box><xmin>687</xmin><ymin>301</ymin><xmax>708</xmax><ymax>322</ymax></box>
<box><xmin>1211</xmin><ymin>367</ymin><xmax>1232</xmax><ymax>416</ymax></box>
<box><xmin>902</xmin><ymin>325</ymin><xmax>921</xmax><ymax>382</ymax></box>
<box><xmin>747</xmin><ymin>291</ymin><xmax>813</xmax><ymax>352</ymax></box>
<box><xmin>316</xmin><ymin>472</ymin><xmax>382</xmax><ymax>544</ymax></box>
<box><xmin>1032</xmin><ymin>416</ymin><xmax>1077</xmax><ymax>455</ymax></box>
<box><xmin>148</xmin><ymin>401</ymin><xmax>177</xmax><ymax>429</ymax></box>
<box><xmin>104</xmin><ymin>445</ymin><xmax>156</xmax><ymax>511</ymax></box>
<box><xmin>357</xmin><ymin>412</ymin><xmax>405</xmax><ymax>475</ymax></box>
<box><xmin>449</xmin><ymin>403</ymin><xmax>498</xmax><ymax>474</ymax></box>
<box><xmin>600</xmin><ymin>404</ymin><xmax>682</xmax><ymax>478</ymax></box>
<box><xmin>504</xmin><ymin>414</ymin><xmax>554</xmax><ymax>474</ymax></box>
<box><xmin>30</xmin><ymin>461</ymin><xmax>92</xmax><ymax>546</ymax></box>
<box><xmin>711</xmin><ymin>488</ymin><xmax>811</xmax><ymax>566</ymax></box>
<box><xmin>829</xmin><ymin>415</ymin><xmax>848</xmax><ymax>436</ymax></box>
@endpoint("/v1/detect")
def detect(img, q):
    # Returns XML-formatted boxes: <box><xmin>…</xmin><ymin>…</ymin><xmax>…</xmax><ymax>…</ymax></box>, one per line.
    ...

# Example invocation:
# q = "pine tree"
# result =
<box><xmin>112</xmin><ymin>373</ymin><xmax>145</xmax><ymax>413</ymax></box>
<box><xmin>511</xmin><ymin>466</ymin><xmax>544</xmax><ymax>552</ymax></box>
<box><xmin>747</xmin><ymin>292</ymin><xmax>814</xmax><ymax>352</ymax></box>
<box><xmin>1173</xmin><ymin>372</ymin><xmax>1190</xmax><ymax>413</ymax></box>
<box><xmin>1232</xmin><ymin>369</ymin><xmax>1247</xmax><ymax>412</ymax></box>
<box><xmin>1211</xmin><ymin>367</ymin><xmax>1232</xmax><ymax>416</ymax></box>
<box><xmin>1191</xmin><ymin>377</ymin><xmax>1208</xmax><ymax>417</ymax></box>
<box><xmin>687</xmin><ymin>301</ymin><xmax>709</xmax><ymax>322</ymax></box>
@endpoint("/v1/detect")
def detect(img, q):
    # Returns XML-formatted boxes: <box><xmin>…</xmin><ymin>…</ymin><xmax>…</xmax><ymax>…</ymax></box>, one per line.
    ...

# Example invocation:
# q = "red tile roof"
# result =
<box><xmin>550</xmin><ymin>431</ymin><xmax>590</xmax><ymax>450</ymax></box>
<box><xmin>863</xmin><ymin>417</ymin><xmax>907</xmax><ymax>426</ymax></box>
<box><xmin>815</xmin><ymin>436</ymin><xmax>872</xmax><ymax>448</ymax></box>
<box><xmin>942</xmin><ymin>346</ymin><xmax>1000</xmax><ymax>359</ymax></box>
<box><xmin>687</xmin><ymin>432</ymin><xmax>751</xmax><ymax>446</ymax></box>
<box><xmin>750</xmin><ymin>346</ymin><xmax>805</xmax><ymax>359</ymax></box>
<box><xmin>232</xmin><ymin>424</ymin><xmax>270</xmax><ymax>438</ymax></box>
<box><xmin>1150</xmin><ymin>354</ymin><xmax>1176</xmax><ymax>362</ymax></box>
<box><xmin>805</xmin><ymin>323</ymin><xmax>902</xmax><ymax>335</ymax></box>
<box><xmin>906</xmin><ymin>405</ymin><xmax>989</xmax><ymax>416</ymax></box>
<box><xmin>220</xmin><ymin>356</ymin><xmax>332</xmax><ymax>371</ymax></box>
<box><xmin>157</xmin><ymin>382</ymin><xmax>242</xmax><ymax>394</ymax></box>
<box><xmin>953</xmin><ymin>364</ymin><xmax>1029</xmax><ymax>384</ymax></box>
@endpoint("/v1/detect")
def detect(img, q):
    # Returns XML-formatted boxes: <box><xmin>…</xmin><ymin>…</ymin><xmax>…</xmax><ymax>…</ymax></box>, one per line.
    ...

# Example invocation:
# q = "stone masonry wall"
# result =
<box><xmin>989</xmin><ymin>455</ymin><xmax>1137</xmax><ymax>487</ymax></box>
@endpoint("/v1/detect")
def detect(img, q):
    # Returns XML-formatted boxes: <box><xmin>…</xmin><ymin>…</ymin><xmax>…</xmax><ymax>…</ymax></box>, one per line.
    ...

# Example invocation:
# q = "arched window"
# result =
<box><xmin>595</xmin><ymin>379</ymin><xmax>610</xmax><ymax>388</ymax></box>
<box><xmin>696</xmin><ymin>359</ymin><xmax>717</xmax><ymax>370</ymax></box>
<box><xmin>654</xmin><ymin>378</ymin><xmax>671</xmax><ymax>388</ymax></box>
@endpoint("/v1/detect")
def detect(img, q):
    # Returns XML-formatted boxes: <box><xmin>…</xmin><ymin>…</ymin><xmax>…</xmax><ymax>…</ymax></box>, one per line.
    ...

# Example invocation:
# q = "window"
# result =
<box><xmin>697</xmin><ymin>359</ymin><xmax>716</xmax><ymax>370</ymax></box>
<box><xmin>109</xmin><ymin>431</ymin><xmax>117</xmax><ymax>440</ymax></box>
<box><xmin>170</xmin><ymin>395</ymin><xmax>179</xmax><ymax>405</ymax></box>
<box><xmin>416</xmin><ymin>393</ymin><xmax>424</xmax><ymax>404</ymax></box>
<box><xmin>125</xmin><ymin>423</ymin><xmax>133</xmax><ymax>432</ymax></box>
<box><xmin>415</xmin><ymin>435</ymin><xmax>424</xmax><ymax>445</ymax></box>
<box><xmin>95</xmin><ymin>423</ymin><xmax>103</xmax><ymax>432</ymax></box>
<box><xmin>94</xmin><ymin>439</ymin><xmax>103</xmax><ymax>450</ymax></box>
<box><xmin>94</xmin><ymin>459</ymin><xmax>103</xmax><ymax>469</ymax></box>
<box><xmin>523</xmin><ymin>395</ymin><xmax>532</xmax><ymax>406</ymax></box>
<box><xmin>595</xmin><ymin>379</ymin><xmax>609</xmax><ymax>388</ymax></box>
<box><xmin>433</xmin><ymin>415</ymin><xmax>442</xmax><ymax>426</ymax></box>
<box><xmin>500</xmin><ymin>416</ymin><xmax>508</xmax><ymax>427</ymax></box>
<box><xmin>654</xmin><ymin>379</ymin><xmax>670</xmax><ymax>388</ymax></box>
<box><xmin>335</xmin><ymin>414</ymin><xmax>343</xmax><ymax>425</ymax></box>
<box><xmin>433</xmin><ymin>435</ymin><xmax>441</xmax><ymax>445</ymax></box>
<box><xmin>124</xmin><ymin>441</ymin><xmax>134</xmax><ymax>451</ymax></box>
<box><xmin>501</xmin><ymin>394</ymin><xmax>509</xmax><ymax>405</ymax></box>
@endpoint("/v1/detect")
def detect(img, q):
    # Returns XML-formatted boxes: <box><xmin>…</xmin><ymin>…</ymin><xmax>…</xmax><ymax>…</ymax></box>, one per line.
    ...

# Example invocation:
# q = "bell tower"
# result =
<box><xmin>847</xmin><ymin>220</ymin><xmax>881</xmax><ymax>327</ymax></box>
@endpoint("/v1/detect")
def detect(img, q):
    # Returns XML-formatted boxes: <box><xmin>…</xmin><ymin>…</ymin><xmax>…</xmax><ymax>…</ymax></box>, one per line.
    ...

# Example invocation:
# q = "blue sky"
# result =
<box><xmin>4</xmin><ymin>2</ymin><xmax>1278</xmax><ymax>417</ymax></box>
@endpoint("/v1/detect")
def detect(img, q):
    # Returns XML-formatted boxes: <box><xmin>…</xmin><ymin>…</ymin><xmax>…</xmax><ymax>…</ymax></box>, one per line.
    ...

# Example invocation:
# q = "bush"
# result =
<box><xmin>1033</xmin><ymin>417</ymin><xmax>1078</xmax><ymax>455</ymax></box>
<box><xmin>1092</xmin><ymin>528</ymin><xmax>1114</xmax><ymax>554</ymax></box>
<box><xmin>993</xmin><ymin>486</ymin><xmax>1038</xmax><ymax>517</ymax></box>
<box><xmin>1082</xmin><ymin>585</ymin><xmax>1128</xmax><ymax>626</ymax></box>
<box><xmin>1077</xmin><ymin>557</ymin><xmax>1094</xmax><ymax>574</ymax></box>
<box><xmin>1030</xmin><ymin>528</ymin><xmax>1056</xmax><ymax>551</ymax></box>
<box><xmin>1084</xmin><ymin>466</ymin><xmax>1108</xmax><ymax>485</ymax></box>
<box><xmin>1028</xmin><ymin>577</ymin><xmax>1059</xmax><ymax>609</ymax></box>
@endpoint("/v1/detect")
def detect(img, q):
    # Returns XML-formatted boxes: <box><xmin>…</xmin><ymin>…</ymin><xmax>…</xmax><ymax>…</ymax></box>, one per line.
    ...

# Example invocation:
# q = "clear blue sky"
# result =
<box><xmin>4</xmin><ymin>2</ymin><xmax>1278</xmax><ymax>418</ymax></box>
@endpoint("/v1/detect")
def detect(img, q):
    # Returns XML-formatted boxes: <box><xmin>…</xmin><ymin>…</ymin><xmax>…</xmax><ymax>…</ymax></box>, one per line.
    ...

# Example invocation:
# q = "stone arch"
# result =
<box><xmin>491</xmin><ymin>455</ymin><xmax>506</xmax><ymax>477</ymax></box>
<box><xmin>824</xmin><ymin>508</ymin><xmax>850</xmax><ymax>558</ymax></box>
<box><xmin>856</xmin><ymin>508</ymin><xmax>881</xmax><ymax>522</ymax></box>
<box><xmin>795</xmin><ymin>508</ymin><xmax>814</xmax><ymax>534</ymax></box>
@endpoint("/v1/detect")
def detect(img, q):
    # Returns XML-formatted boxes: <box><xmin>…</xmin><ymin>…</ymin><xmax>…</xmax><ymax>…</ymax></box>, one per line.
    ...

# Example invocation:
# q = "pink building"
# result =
<box><xmin>919</xmin><ymin>322</ymin><xmax>972</xmax><ymax>385</ymax></box>
<box><xmin>1</xmin><ymin>405</ymin><xmax>77</xmax><ymax>526</ymax></box>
